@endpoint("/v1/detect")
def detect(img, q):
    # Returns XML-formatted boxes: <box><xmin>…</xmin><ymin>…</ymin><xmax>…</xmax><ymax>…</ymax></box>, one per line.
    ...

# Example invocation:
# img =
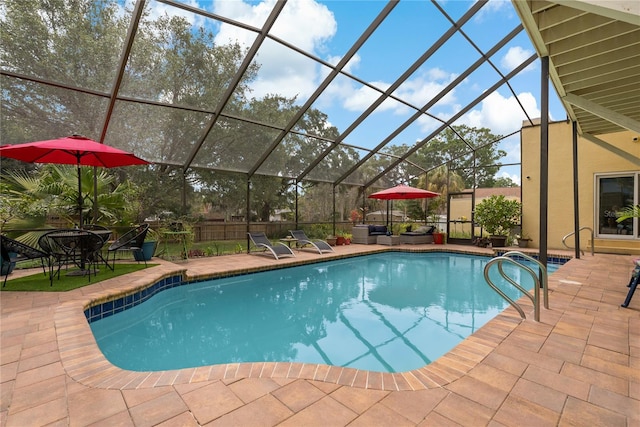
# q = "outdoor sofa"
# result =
<box><xmin>351</xmin><ymin>224</ymin><xmax>388</xmax><ymax>244</ymax></box>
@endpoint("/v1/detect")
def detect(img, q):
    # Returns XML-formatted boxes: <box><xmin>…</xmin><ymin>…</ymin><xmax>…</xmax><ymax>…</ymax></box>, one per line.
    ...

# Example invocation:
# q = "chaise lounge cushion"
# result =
<box><xmin>400</xmin><ymin>225</ymin><xmax>435</xmax><ymax>236</ymax></box>
<box><xmin>400</xmin><ymin>225</ymin><xmax>435</xmax><ymax>244</ymax></box>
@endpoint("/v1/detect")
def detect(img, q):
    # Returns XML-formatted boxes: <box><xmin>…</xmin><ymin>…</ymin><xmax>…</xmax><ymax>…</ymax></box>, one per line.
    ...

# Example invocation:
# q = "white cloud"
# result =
<box><xmin>498</xmin><ymin>170</ymin><xmax>521</xmax><ymax>186</ymax></box>
<box><xmin>145</xmin><ymin>0</ymin><xmax>204</xmax><ymax>27</ymax></box>
<box><xmin>395</xmin><ymin>68</ymin><xmax>458</xmax><ymax>108</ymax></box>
<box><xmin>343</xmin><ymin>83</ymin><xmax>389</xmax><ymax>112</ymax></box>
<box><xmin>330</xmin><ymin>67</ymin><xmax>459</xmax><ymax>120</ymax></box>
<box><xmin>213</xmin><ymin>0</ymin><xmax>337</xmax><ymax>100</ymax></box>
<box><xmin>501</xmin><ymin>46</ymin><xmax>536</xmax><ymax>73</ymax></box>
<box><xmin>438</xmin><ymin>90</ymin><xmax>543</xmax><ymax>171</ymax></box>
<box><xmin>326</xmin><ymin>53</ymin><xmax>361</xmax><ymax>74</ymax></box>
<box><xmin>464</xmin><ymin>91</ymin><xmax>540</xmax><ymax>136</ymax></box>
<box><xmin>474</xmin><ymin>0</ymin><xmax>511</xmax><ymax>22</ymax></box>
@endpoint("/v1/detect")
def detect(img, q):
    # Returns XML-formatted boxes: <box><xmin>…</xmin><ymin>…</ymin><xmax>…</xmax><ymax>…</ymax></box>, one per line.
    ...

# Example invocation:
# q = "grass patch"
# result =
<box><xmin>2</xmin><ymin>263</ymin><xmax>157</xmax><ymax>292</ymax></box>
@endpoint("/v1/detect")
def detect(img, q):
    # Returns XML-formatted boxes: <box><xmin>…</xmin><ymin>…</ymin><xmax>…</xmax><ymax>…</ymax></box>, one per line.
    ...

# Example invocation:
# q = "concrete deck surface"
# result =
<box><xmin>1</xmin><ymin>243</ymin><xmax>638</xmax><ymax>426</ymax></box>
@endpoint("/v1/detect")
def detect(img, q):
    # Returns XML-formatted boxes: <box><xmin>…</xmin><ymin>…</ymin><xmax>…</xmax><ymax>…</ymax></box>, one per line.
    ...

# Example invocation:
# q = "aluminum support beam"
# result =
<box><xmin>572</xmin><ymin>121</ymin><xmax>581</xmax><ymax>259</ymax></box>
<box><xmin>539</xmin><ymin>56</ymin><xmax>549</xmax><ymax>269</ymax></box>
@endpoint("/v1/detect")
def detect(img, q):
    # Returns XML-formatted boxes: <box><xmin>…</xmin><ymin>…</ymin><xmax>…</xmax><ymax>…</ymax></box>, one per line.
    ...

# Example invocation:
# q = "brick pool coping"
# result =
<box><xmin>55</xmin><ymin>246</ymin><xmax>570</xmax><ymax>392</ymax></box>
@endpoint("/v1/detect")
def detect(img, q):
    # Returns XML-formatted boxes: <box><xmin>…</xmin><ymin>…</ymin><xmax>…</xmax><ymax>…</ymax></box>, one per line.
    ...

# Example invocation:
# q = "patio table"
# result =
<box><xmin>279</xmin><ymin>237</ymin><xmax>297</xmax><ymax>248</ymax></box>
<box><xmin>47</xmin><ymin>229</ymin><xmax>108</xmax><ymax>276</ymax></box>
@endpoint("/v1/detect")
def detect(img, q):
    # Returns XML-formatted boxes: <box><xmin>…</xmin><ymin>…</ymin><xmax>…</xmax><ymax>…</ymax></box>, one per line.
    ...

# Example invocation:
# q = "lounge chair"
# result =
<box><xmin>1</xmin><ymin>235</ymin><xmax>49</xmax><ymax>287</ymax></box>
<box><xmin>400</xmin><ymin>225</ymin><xmax>435</xmax><ymax>244</ymax></box>
<box><xmin>247</xmin><ymin>232</ymin><xmax>295</xmax><ymax>260</ymax></box>
<box><xmin>289</xmin><ymin>230</ymin><xmax>334</xmax><ymax>254</ymax></box>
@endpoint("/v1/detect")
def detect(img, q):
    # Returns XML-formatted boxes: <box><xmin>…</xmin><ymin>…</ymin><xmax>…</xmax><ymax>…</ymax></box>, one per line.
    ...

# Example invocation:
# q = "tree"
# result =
<box><xmin>474</xmin><ymin>195</ymin><xmax>521</xmax><ymax>236</ymax></box>
<box><xmin>1</xmin><ymin>0</ymin><xmax>129</xmax><ymax>142</ymax></box>
<box><xmin>412</xmin><ymin>125</ymin><xmax>506</xmax><ymax>188</ymax></box>
<box><xmin>492</xmin><ymin>176</ymin><xmax>518</xmax><ymax>187</ymax></box>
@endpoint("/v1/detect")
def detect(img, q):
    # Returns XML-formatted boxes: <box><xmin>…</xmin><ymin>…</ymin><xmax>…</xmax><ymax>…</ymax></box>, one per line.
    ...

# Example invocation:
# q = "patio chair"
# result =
<box><xmin>38</xmin><ymin>230</ymin><xmax>67</xmax><ymax>285</ymax></box>
<box><xmin>247</xmin><ymin>232</ymin><xmax>295</xmax><ymax>260</ymax></box>
<box><xmin>82</xmin><ymin>224</ymin><xmax>112</xmax><ymax>269</ymax></box>
<box><xmin>37</xmin><ymin>229</ymin><xmax>107</xmax><ymax>284</ymax></box>
<box><xmin>289</xmin><ymin>230</ymin><xmax>334</xmax><ymax>254</ymax></box>
<box><xmin>1</xmin><ymin>235</ymin><xmax>49</xmax><ymax>287</ymax></box>
<box><xmin>108</xmin><ymin>224</ymin><xmax>150</xmax><ymax>268</ymax></box>
<box><xmin>82</xmin><ymin>231</ymin><xmax>110</xmax><ymax>280</ymax></box>
<box><xmin>622</xmin><ymin>259</ymin><xmax>640</xmax><ymax>308</ymax></box>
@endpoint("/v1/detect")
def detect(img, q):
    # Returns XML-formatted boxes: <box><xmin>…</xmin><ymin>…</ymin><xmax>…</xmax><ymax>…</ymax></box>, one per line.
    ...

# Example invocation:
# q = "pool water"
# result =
<box><xmin>90</xmin><ymin>252</ymin><xmax>557</xmax><ymax>373</ymax></box>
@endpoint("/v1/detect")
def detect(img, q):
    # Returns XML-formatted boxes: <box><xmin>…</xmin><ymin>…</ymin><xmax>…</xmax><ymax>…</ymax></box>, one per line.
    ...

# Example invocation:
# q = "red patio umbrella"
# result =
<box><xmin>368</xmin><ymin>184</ymin><xmax>440</xmax><ymax>229</ymax></box>
<box><xmin>369</xmin><ymin>184</ymin><xmax>439</xmax><ymax>200</ymax></box>
<box><xmin>0</xmin><ymin>135</ymin><xmax>150</xmax><ymax>226</ymax></box>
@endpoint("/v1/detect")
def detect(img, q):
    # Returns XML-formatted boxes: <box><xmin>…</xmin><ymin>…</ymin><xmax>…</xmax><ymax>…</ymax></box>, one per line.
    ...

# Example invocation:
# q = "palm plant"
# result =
<box><xmin>2</xmin><ymin>165</ymin><xmax>139</xmax><ymax>241</ymax></box>
<box><xmin>1</xmin><ymin>172</ymin><xmax>49</xmax><ymax>231</ymax></box>
<box><xmin>617</xmin><ymin>205</ymin><xmax>640</xmax><ymax>222</ymax></box>
<box><xmin>39</xmin><ymin>165</ymin><xmax>132</xmax><ymax>225</ymax></box>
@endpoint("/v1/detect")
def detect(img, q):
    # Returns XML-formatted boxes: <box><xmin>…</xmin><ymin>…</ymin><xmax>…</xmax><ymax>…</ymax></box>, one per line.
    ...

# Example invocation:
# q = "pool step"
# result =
<box><xmin>589</xmin><ymin>239</ymin><xmax>640</xmax><ymax>255</ymax></box>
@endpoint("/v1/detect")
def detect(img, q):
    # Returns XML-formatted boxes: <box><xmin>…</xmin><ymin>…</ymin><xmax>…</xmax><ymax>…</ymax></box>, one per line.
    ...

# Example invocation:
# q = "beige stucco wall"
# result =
<box><xmin>521</xmin><ymin>121</ymin><xmax>639</xmax><ymax>251</ymax></box>
<box><xmin>449</xmin><ymin>190</ymin><xmax>521</xmax><ymax>238</ymax></box>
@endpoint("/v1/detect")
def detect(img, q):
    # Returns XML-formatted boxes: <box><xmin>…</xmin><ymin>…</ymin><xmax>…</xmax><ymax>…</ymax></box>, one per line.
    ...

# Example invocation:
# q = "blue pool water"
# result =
<box><xmin>90</xmin><ymin>252</ymin><xmax>558</xmax><ymax>373</ymax></box>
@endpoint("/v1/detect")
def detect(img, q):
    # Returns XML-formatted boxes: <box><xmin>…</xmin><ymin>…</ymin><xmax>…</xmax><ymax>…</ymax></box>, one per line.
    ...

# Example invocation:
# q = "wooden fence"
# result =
<box><xmin>190</xmin><ymin>221</ymin><xmax>357</xmax><ymax>242</ymax></box>
<box><xmin>40</xmin><ymin>218</ymin><xmax>381</xmax><ymax>242</ymax></box>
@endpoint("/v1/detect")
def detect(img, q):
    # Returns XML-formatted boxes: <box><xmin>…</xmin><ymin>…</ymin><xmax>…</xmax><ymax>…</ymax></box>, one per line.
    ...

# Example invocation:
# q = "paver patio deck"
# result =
<box><xmin>1</xmin><ymin>243</ymin><xmax>638</xmax><ymax>426</ymax></box>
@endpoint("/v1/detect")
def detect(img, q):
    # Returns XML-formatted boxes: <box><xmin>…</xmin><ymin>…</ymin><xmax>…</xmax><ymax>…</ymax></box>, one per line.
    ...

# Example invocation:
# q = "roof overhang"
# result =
<box><xmin>512</xmin><ymin>0</ymin><xmax>640</xmax><ymax>136</ymax></box>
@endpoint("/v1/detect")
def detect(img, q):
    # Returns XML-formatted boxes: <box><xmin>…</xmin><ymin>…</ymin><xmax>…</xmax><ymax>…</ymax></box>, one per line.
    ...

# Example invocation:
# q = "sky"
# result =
<box><xmin>147</xmin><ymin>0</ymin><xmax>568</xmax><ymax>186</ymax></box>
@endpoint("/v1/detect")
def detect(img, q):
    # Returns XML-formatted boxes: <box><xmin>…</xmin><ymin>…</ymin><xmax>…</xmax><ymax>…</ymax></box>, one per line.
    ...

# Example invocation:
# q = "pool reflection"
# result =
<box><xmin>91</xmin><ymin>253</ymin><xmax>536</xmax><ymax>372</ymax></box>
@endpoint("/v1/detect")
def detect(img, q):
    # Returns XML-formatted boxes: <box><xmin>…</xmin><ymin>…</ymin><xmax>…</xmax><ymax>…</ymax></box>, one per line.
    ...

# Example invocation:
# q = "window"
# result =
<box><xmin>596</xmin><ymin>173</ymin><xmax>637</xmax><ymax>238</ymax></box>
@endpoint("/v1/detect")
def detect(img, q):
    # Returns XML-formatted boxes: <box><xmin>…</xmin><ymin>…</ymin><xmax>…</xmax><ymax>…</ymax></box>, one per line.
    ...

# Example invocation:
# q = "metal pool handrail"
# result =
<box><xmin>562</xmin><ymin>226</ymin><xmax>594</xmax><ymax>256</ymax></box>
<box><xmin>483</xmin><ymin>250</ymin><xmax>548</xmax><ymax>322</ymax></box>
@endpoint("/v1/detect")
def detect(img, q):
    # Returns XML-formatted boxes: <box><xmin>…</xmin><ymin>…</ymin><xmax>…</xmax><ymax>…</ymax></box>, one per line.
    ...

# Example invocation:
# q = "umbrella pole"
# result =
<box><xmin>93</xmin><ymin>166</ymin><xmax>98</xmax><ymax>224</ymax></box>
<box><xmin>77</xmin><ymin>163</ymin><xmax>83</xmax><ymax>227</ymax></box>
<box><xmin>77</xmin><ymin>162</ymin><xmax>87</xmax><ymax>271</ymax></box>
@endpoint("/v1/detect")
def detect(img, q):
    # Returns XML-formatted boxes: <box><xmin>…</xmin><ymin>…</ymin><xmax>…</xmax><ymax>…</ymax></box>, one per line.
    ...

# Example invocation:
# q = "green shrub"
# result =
<box><xmin>474</xmin><ymin>195</ymin><xmax>521</xmax><ymax>236</ymax></box>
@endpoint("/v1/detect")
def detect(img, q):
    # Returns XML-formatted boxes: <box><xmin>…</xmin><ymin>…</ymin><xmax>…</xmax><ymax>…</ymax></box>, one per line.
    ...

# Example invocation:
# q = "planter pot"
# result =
<box><xmin>1</xmin><ymin>252</ymin><xmax>17</xmax><ymax>276</ymax></box>
<box><xmin>433</xmin><ymin>233</ymin><xmax>445</xmax><ymax>244</ymax></box>
<box><xmin>518</xmin><ymin>239</ymin><xmax>531</xmax><ymax>248</ymax></box>
<box><xmin>326</xmin><ymin>237</ymin><xmax>337</xmax><ymax>246</ymax></box>
<box><xmin>336</xmin><ymin>236</ymin><xmax>346</xmax><ymax>245</ymax></box>
<box><xmin>134</xmin><ymin>241</ymin><xmax>157</xmax><ymax>261</ymax></box>
<box><xmin>489</xmin><ymin>235</ymin><xmax>507</xmax><ymax>247</ymax></box>
<box><xmin>345</xmin><ymin>238</ymin><xmax>351</xmax><ymax>245</ymax></box>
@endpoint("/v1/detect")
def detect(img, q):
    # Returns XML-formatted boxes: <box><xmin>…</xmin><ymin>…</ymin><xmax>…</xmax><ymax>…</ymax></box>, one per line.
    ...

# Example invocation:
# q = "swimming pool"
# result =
<box><xmin>90</xmin><ymin>252</ymin><xmax>558</xmax><ymax>373</ymax></box>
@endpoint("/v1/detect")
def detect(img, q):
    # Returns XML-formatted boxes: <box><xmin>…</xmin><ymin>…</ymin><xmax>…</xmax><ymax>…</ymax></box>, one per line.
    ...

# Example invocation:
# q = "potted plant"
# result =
<box><xmin>0</xmin><ymin>253</ymin><xmax>16</xmax><ymax>276</ymax></box>
<box><xmin>349</xmin><ymin>209</ymin><xmax>362</xmax><ymax>225</ymax></box>
<box><xmin>344</xmin><ymin>233</ymin><xmax>352</xmax><ymax>245</ymax></box>
<box><xmin>474</xmin><ymin>195</ymin><xmax>521</xmax><ymax>247</ymax></box>
<box><xmin>135</xmin><ymin>227</ymin><xmax>158</xmax><ymax>261</ymax></box>
<box><xmin>336</xmin><ymin>230</ymin><xmax>350</xmax><ymax>245</ymax></box>
<box><xmin>516</xmin><ymin>234</ymin><xmax>531</xmax><ymax>248</ymax></box>
<box><xmin>432</xmin><ymin>228</ymin><xmax>445</xmax><ymax>244</ymax></box>
<box><xmin>326</xmin><ymin>235</ymin><xmax>337</xmax><ymax>246</ymax></box>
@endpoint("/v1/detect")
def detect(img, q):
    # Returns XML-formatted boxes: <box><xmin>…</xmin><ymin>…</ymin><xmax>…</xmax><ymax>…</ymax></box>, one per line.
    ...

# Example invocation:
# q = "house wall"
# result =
<box><xmin>450</xmin><ymin>189</ymin><xmax>521</xmax><ymax>216</ymax></box>
<box><xmin>521</xmin><ymin>121</ymin><xmax>640</xmax><ymax>253</ymax></box>
<box><xmin>449</xmin><ymin>189</ymin><xmax>521</xmax><ymax>238</ymax></box>
<box><xmin>366</xmin><ymin>210</ymin><xmax>404</xmax><ymax>223</ymax></box>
